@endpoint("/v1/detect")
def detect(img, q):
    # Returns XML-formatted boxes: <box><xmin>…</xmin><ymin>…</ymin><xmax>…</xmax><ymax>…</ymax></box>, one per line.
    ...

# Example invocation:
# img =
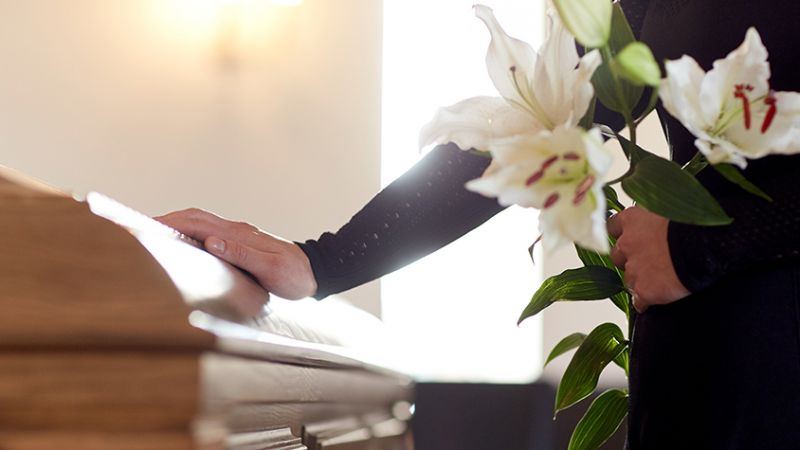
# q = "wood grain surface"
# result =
<box><xmin>0</xmin><ymin>351</ymin><xmax>200</xmax><ymax>431</ymax></box>
<box><xmin>0</xmin><ymin>169</ymin><xmax>413</xmax><ymax>450</ymax></box>
<box><xmin>0</xmin><ymin>431</ymin><xmax>193</xmax><ymax>450</ymax></box>
<box><xmin>0</xmin><ymin>195</ymin><xmax>213</xmax><ymax>350</ymax></box>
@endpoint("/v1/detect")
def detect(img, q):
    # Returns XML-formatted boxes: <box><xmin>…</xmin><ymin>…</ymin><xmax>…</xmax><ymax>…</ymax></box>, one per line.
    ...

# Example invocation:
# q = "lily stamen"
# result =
<box><xmin>525</xmin><ymin>170</ymin><xmax>544</xmax><ymax>186</ymax></box>
<box><xmin>734</xmin><ymin>84</ymin><xmax>754</xmax><ymax>130</ymax></box>
<box><xmin>542</xmin><ymin>155</ymin><xmax>559</xmax><ymax>169</ymax></box>
<box><xmin>761</xmin><ymin>92</ymin><xmax>778</xmax><ymax>134</ymax></box>
<box><xmin>544</xmin><ymin>192</ymin><xmax>560</xmax><ymax>209</ymax></box>
<box><xmin>573</xmin><ymin>175</ymin><xmax>595</xmax><ymax>205</ymax></box>
<box><xmin>509</xmin><ymin>66</ymin><xmax>555</xmax><ymax>129</ymax></box>
<box><xmin>525</xmin><ymin>155</ymin><xmax>560</xmax><ymax>186</ymax></box>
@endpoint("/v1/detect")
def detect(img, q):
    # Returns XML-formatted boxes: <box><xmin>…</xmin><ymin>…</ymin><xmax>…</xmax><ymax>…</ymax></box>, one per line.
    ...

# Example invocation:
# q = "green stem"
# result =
<box><xmin>601</xmin><ymin>45</ymin><xmax>637</xmax><ymax>146</ymax></box>
<box><xmin>634</xmin><ymin>87</ymin><xmax>660</xmax><ymax>127</ymax></box>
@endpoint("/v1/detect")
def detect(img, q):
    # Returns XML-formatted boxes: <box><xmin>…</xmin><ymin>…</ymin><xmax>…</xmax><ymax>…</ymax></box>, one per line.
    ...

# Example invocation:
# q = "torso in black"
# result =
<box><xmin>299</xmin><ymin>1</ymin><xmax>800</xmax><ymax>448</ymax></box>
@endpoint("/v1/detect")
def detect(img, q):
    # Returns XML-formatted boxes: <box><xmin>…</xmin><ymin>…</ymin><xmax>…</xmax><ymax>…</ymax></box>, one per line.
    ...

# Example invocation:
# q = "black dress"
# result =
<box><xmin>298</xmin><ymin>1</ymin><xmax>800</xmax><ymax>448</ymax></box>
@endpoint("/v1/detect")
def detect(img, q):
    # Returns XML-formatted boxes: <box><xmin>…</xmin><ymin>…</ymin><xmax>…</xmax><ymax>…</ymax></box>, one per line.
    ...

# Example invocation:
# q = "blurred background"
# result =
<box><xmin>0</xmin><ymin>0</ymin><xmax>667</xmax><ymax>447</ymax></box>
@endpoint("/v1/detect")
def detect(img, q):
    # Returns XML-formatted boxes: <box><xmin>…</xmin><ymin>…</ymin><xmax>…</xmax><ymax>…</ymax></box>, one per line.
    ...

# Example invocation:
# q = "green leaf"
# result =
<box><xmin>546</xmin><ymin>333</ymin><xmax>587</xmax><ymax>367</ymax></box>
<box><xmin>682</xmin><ymin>151</ymin><xmax>708</xmax><ymax>175</ymax></box>
<box><xmin>556</xmin><ymin>323</ymin><xmax>627</xmax><ymax>413</ymax></box>
<box><xmin>613</xmin><ymin>42</ymin><xmax>661</xmax><ymax>87</ymax></box>
<box><xmin>568</xmin><ymin>389</ymin><xmax>629</xmax><ymax>450</ymax></box>
<box><xmin>575</xmin><ymin>243</ymin><xmax>629</xmax><ymax>317</ymax></box>
<box><xmin>618</xmin><ymin>138</ymin><xmax>732</xmax><ymax>226</ymax></box>
<box><xmin>553</xmin><ymin>0</ymin><xmax>612</xmax><ymax>48</ymax></box>
<box><xmin>713</xmin><ymin>163</ymin><xmax>773</xmax><ymax>202</ymax></box>
<box><xmin>518</xmin><ymin>267</ymin><xmax>626</xmax><ymax>325</ymax></box>
<box><xmin>613</xmin><ymin>345</ymin><xmax>629</xmax><ymax>377</ymax></box>
<box><xmin>591</xmin><ymin>5</ymin><xmax>643</xmax><ymax>113</ymax></box>
<box><xmin>603</xmin><ymin>185</ymin><xmax>625</xmax><ymax>212</ymax></box>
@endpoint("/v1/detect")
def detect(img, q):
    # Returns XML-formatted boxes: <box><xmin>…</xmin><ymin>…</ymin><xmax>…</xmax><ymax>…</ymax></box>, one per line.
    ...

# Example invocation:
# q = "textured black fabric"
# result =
<box><xmin>300</xmin><ymin>0</ymin><xmax>800</xmax><ymax>302</ymax></box>
<box><xmin>627</xmin><ymin>1</ymin><xmax>800</xmax><ymax>448</ymax></box>
<box><xmin>299</xmin><ymin>2</ymin><xmax>651</xmax><ymax>301</ymax></box>
<box><xmin>298</xmin><ymin>2</ymin><xmax>800</xmax><ymax>447</ymax></box>
<box><xmin>641</xmin><ymin>0</ymin><xmax>800</xmax><ymax>293</ymax></box>
<box><xmin>628</xmin><ymin>264</ymin><xmax>800</xmax><ymax>450</ymax></box>
<box><xmin>297</xmin><ymin>143</ymin><xmax>505</xmax><ymax>299</ymax></box>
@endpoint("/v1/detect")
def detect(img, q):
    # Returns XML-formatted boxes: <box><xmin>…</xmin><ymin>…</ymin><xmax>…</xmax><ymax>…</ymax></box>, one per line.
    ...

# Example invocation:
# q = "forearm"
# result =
<box><xmin>298</xmin><ymin>143</ymin><xmax>506</xmax><ymax>300</ymax></box>
<box><xmin>668</xmin><ymin>155</ymin><xmax>800</xmax><ymax>292</ymax></box>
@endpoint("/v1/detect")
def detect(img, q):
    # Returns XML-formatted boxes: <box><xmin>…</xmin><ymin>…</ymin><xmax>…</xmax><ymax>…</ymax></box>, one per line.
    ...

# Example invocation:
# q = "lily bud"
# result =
<box><xmin>613</xmin><ymin>42</ymin><xmax>661</xmax><ymax>87</ymax></box>
<box><xmin>553</xmin><ymin>0</ymin><xmax>612</xmax><ymax>48</ymax></box>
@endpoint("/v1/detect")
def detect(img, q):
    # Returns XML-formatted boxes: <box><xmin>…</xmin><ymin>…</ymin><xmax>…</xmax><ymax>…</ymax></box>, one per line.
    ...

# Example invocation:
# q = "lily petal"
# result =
<box><xmin>539</xmin><ymin>181</ymin><xmax>608</xmax><ymax>253</ymax></box>
<box><xmin>466</xmin><ymin>162</ymin><xmax>545</xmax><ymax>209</ymax></box>
<box><xmin>533</xmin><ymin>13</ymin><xmax>579</xmax><ymax>124</ymax></box>
<box><xmin>694</xmin><ymin>138</ymin><xmax>747</xmax><ymax>168</ymax></box>
<box><xmin>533</xmin><ymin>13</ymin><xmax>602</xmax><ymax>128</ymax></box>
<box><xmin>464</xmin><ymin>133</ymin><xmax>557</xmax><ymax>208</ymax></box>
<box><xmin>465</xmin><ymin>126</ymin><xmax>612</xmax><ymax>253</ymax></box>
<box><xmin>660</xmin><ymin>55</ymin><xmax>709</xmax><ymax>130</ymax></box>
<box><xmin>419</xmin><ymin>96</ymin><xmax>536</xmax><ymax>151</ymax></box>
<box><xmin>568</xmin><ymin>50</ymin><xmax>603</xmax><ymax>127</ymax></box>
<box><xmin>474</xmin><ymin>5</ymin><xmax>538</xmax><ymax>112</ymax></box>
<box><xmin>581</xmin><ymin>128</ymin><xmax>613</xmax><ymax>178</ymax></box>
<box><xmin>699</xmin><ymin>27</ymin><xmax>770</xmax><ymax>128</ymax></box>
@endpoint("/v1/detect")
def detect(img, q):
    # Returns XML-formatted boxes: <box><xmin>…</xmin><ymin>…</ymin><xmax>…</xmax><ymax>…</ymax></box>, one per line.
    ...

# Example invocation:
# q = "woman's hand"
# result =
<box><xmin>607</xmin><ymin>206</ymin><xmax>690</xmax><ymax>313</ymax></box>
<box><xmin>155</xmin><ymin>208</ymin><xmax>317</xmax><ymax>300</ymax></box>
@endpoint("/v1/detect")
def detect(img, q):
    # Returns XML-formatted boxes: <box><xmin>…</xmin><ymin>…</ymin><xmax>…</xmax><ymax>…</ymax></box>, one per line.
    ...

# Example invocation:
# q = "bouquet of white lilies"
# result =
<box><xmin>420</xmin><ymin>1</ymin><xmax>800</xmax><ymax>449</ymax></box>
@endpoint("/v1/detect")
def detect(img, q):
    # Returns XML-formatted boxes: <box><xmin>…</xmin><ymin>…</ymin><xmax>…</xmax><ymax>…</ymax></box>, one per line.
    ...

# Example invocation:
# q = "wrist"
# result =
<box><xmin>291</xmin><ymin>242</ymin><xmax>318</xmax><ymax>299</ymax></box>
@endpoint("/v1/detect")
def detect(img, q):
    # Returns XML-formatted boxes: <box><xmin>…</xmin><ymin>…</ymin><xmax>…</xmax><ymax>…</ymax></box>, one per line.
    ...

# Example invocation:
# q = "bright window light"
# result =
<box><xmin>381</xmin><ymin>0</ymin><xmax>545</xmax><ymax>383</ymax></box>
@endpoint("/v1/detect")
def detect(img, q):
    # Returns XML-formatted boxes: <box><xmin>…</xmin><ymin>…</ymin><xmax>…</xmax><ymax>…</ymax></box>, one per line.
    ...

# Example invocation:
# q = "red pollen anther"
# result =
<box><xmin>563</xmin><ymin>152</ymin><xmax>581</xmax><ymax>161</ymax></box>
<box><xmin>734</xmin><ymin>85</ymin><xmax>752</xmax><ymax>130</ymax></box>
<box><xmin>761</xmin><ymin>93</ymin><xmax>778</xmax><ymax>134</ymax></box>
<box><xmin>573</xmin><ymin>175</ymin><xmax>595</xmax><ymax>205</ymax></box>
<box><xmin>544</xmin><ymin>192</ymin><xmax>560</xmax><ymax>209</ymax></box>
<box><xmin>525</xmin><ymin>155</ymin><xmax>560</xmax><ymax>186</ymax></box>
<box><xmin>526</xmin><ymin>170</ymin><xmax>544</xmax><ymax>186</ymax></box>
<box><xmin>541</xmin><ymin>155</ymin><xmax>559</xmax><ymax>169</ymax></box>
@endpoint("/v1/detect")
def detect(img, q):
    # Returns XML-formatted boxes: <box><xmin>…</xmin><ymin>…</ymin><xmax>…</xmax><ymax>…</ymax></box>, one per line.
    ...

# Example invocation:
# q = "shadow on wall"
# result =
<box><xmin>413</xmin><ymin>382</ymin><xmax>627</xmax><ymax>450</ymax></box>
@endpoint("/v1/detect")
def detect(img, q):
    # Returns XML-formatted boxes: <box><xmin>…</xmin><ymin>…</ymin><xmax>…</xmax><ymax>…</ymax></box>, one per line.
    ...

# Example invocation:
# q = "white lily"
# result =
<box><xmin>660</xmin><ymin>28</ymin><xmax>800</xmax><ymax>168</ymax></box>
<box><xmin>419</xmin><ymin>5</ymin><xmax>602</xmax><ymax>151</ymax></box>
<box><xmin>466</xmin><ymin>126</ymin><xmax>612</xmax><ymax>253</ymax></box>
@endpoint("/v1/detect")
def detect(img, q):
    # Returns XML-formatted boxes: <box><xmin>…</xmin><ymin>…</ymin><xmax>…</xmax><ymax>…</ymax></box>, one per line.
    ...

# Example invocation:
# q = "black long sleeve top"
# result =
<box><xmin>299</xmin><ymin>0</ymin><xmax>800</xmax><ymax>299</ymax></box>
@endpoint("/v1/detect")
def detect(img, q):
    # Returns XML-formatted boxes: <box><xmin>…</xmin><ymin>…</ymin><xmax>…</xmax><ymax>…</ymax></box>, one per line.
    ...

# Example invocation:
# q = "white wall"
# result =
<box><xmin>0</xmin><ymin>0</ymin><xmax>384</xmax><ymax>315</ymax></box>
<box><xmin>0</xmin><ymin>0</ymin><xmax>668</xmax><ymax>386</ymax></box>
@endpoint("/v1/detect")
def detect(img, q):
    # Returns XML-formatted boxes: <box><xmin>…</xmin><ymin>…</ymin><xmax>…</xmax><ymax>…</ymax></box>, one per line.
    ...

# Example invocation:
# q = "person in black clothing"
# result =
<box><xmin>158</xmin><ymin>1</ymin><xmax>800</xmax><ymax>448</ymax></box>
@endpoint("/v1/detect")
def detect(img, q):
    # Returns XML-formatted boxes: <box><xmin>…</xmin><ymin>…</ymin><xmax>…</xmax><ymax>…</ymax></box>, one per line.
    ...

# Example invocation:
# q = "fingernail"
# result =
<box><xmin>207</xmin><ymin>237</ymin><xmax>225</xmax><ymax>253</ymax></box>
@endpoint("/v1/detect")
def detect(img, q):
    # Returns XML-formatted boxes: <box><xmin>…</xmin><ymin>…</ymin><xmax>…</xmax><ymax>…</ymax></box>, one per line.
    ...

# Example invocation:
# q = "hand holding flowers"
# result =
<box><xmin>420</xmin><ymin>2</ymin><xmax>800</xmax><ymax>449</ymax></box>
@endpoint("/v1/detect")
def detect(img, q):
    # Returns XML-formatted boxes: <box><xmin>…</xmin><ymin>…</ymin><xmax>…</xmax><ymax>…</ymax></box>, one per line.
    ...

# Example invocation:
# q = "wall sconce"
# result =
<box><xmin>163</xmin><ymin>0</ymin><xmax>304</xmax><ymax>70</ymax></box>
<box><xmin>217</xmin><ymin>0</ymin><xmax>303</xmax><ymax>69</ymax></box>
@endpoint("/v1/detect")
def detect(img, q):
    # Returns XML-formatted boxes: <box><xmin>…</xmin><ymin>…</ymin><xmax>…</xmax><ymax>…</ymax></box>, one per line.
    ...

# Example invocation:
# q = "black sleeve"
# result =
<box><xmin>298</xmin><ymin>143</ymin><xmax>505</xmax><ymax>300</ymax></box>
<box><xmin>299</xmin><ymin>0</ymin><xmax>651</xmax><ymax>300</ymax></box>
<box><xmin>661</xmin><ymin>0</ymin><xmax>800</xmax><ymax>293</ymax></box>
<box><xmin>667</xmin><ymin>156</ymin><xmax>800</xmax><ymax>293</ymax></box>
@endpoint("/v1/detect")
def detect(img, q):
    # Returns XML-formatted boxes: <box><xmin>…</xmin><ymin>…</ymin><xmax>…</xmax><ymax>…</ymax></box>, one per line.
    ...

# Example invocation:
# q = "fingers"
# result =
<box><xmin>607</xmin><ymin>211</ymin><xmax>624</xmax><ymax>239</ymax></box>
<box><xmin>631</xmin><ymin>291</ymin><xmax>648</xmax><ymax>314</ymax></box>
<box><xmin>156</xmin><ymin>208</ymin><xmax>268</xmax><ymax>250</ymax></box>
<box><xmin>155</xmin><ymin>208</ymin><xmax>229</xmax><ymax>242</ymax></box>
<box><xmin>205</xmin><ymin>236</ymin><xmax>274</xmax><ymax>284</ymax></box>
<box><xmin>610</xmin><ymin>243</ymin><xmax>627</xmax><ymax>269</ymax></box>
